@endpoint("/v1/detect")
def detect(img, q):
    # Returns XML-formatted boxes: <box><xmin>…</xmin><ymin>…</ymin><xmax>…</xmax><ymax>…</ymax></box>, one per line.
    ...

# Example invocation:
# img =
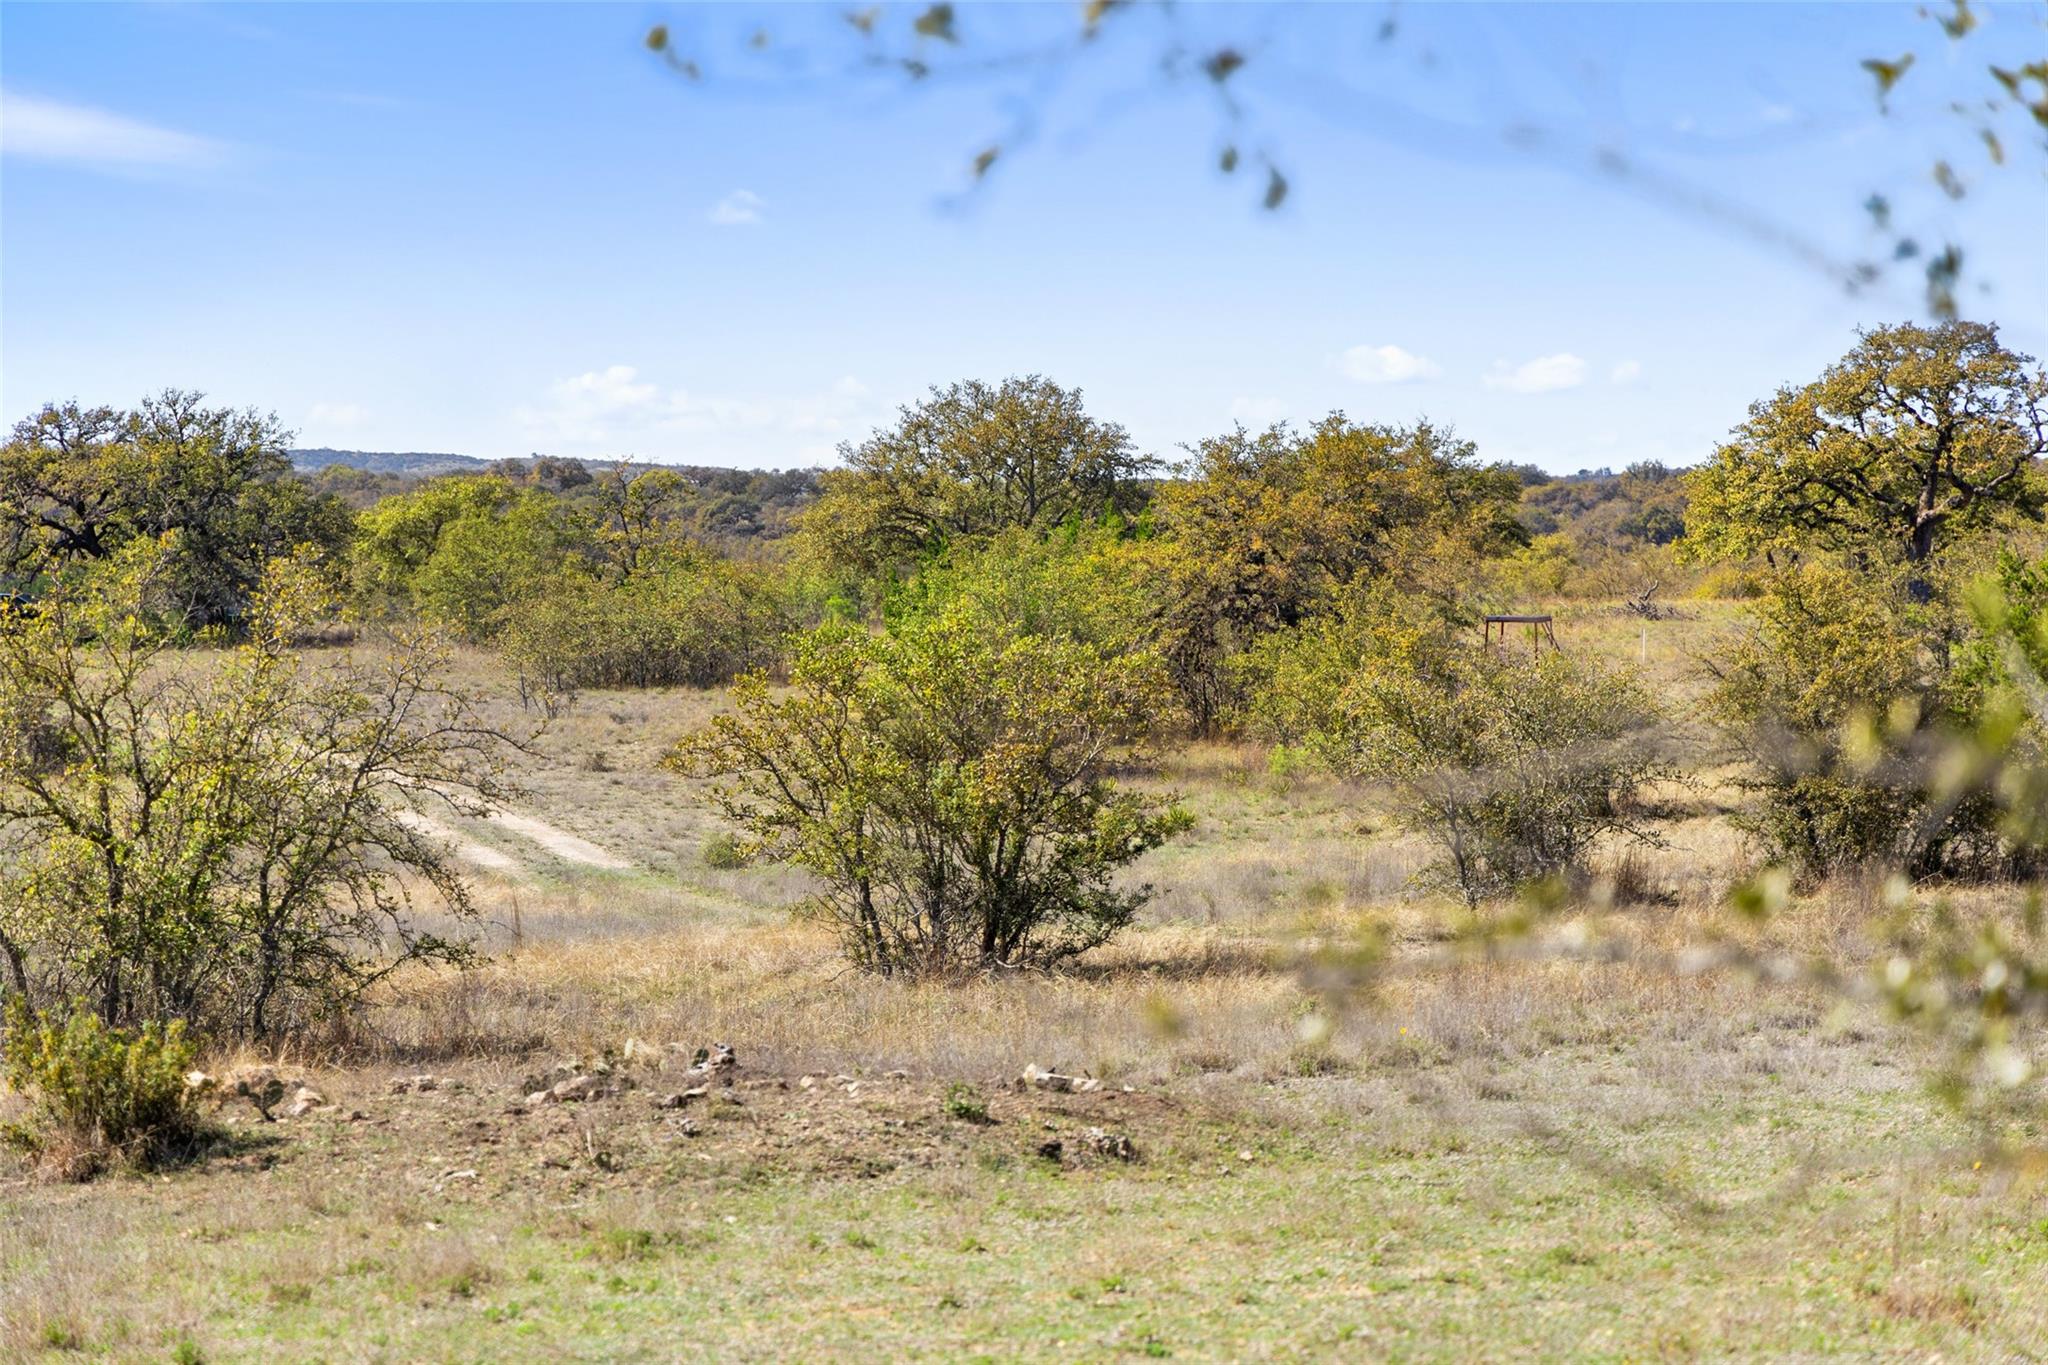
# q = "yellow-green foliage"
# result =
<box><xmin>1147</xmin><ymin>416</ymin><xmax>1524</xmax><ymax>731</ymax></box>
<box><xmin>1</xmin><ymin>391</ymin><xmax>353</xmax><ymax>628</ymax></box>
<box><xmin>671</xmin><ymin>602</ymin><xmax>1191</xmax><ymax>975</ymax></box>
<box><xmin>1319</xmin><ymin>650</ymin><xmax>1666</xmax><ymax>905</ymax></box>
<box><xmin>796</xmin><ymin>376</ymin><xmax>1157</xmax><ymax>578</ymax></box>
<box><xmin>1685</xmin><ymin>320</ymin><xmax>2048</xmax><ymax>568</ymax></box>
<box><xmin>1708</xmin><ymin>559</ymin><xmax>2041</xmax><ymax>878</ymax></box>
<box><xmin>497</xmin><ymin>552</ymin><xmax>793</xmax><ymax>701</ymax></box>
<box><xmin>2</xmin><ymin>999</ymin><xmax>201</xmax><ymax>1177</ymax></box>
<box><xmin>1232</xmin><ymin>582</ymin><xmax>1463</xmax><ymax>746</ymax></box>
<box><xmin>0</xmin><ymin>543</ymin><xmax>508</xmax><ymax>1039</ymax></box>
<box><xmin>884</xmin><ymin>525</ymin><xmax>1160</xmax><ymax>660</ymax></box>
<box><xmin>353</xmin><ymin>476</ymin><xmax>586</xmax><ymax>639</ymax></box>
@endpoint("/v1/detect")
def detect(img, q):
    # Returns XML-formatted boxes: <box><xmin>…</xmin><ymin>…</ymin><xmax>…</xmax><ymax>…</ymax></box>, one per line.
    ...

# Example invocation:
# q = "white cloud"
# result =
<box><xmin>1485</xmin><ymin>353</ymin><xmax>1587</xmax><ymax>394</ymax></box>
<box><xmin>308</xmin><ymin>402</ymin><xmax>369</xmax><ymax>429</ymax></box>
<box><xmin>514</xmin><ymin>365</ymin><xmax>884</xmax><ymax>458</ymax></box>
<box><xmin>1336</xmin><ymin>344</ymin><xmax>1441</xmax><ymax>385</ymax></box>
<box><xmin>1</xmin><ymin>89</ymin><xmax>227</xmax><ymax>169</ymax></box>
<box><xmin>708</xmin><ymin>189</ymin><xmax>765</xmax><ymax>226</ymax></box>
<box><xmin>1609</xmin><ymin>359</ymin><xmax>1642</xmax><ymax>385</ymax></box>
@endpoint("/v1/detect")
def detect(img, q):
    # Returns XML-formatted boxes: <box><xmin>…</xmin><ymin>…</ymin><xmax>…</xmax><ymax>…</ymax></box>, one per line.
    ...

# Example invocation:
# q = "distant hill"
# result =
<box><xmin>289</xmin><ymin>448</ymin><xmax>489</xmax><ymax>477</ymax></box>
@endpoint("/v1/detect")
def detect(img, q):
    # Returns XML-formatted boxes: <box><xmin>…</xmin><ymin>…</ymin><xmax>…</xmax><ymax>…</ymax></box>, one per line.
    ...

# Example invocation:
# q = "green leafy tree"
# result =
<box><xmin>0</xmin><ymin>391</ymin><xmax>353</xmax><ymax>624</ymax></box>
<box><xmin>1685</xmin><ymin>321</ymin><xmax>2048</xmax><ymax>582</ymax></box>
<box><xmin>590</xmin><ymin>465</ymin><xmax>692</xmax><ymax>581</ymax></box>
<box><xmin>0</xmin><ymin>542</ymin><xmax>517</xmax><ymax>1038</ymax></box>
<box><xmin>883</xmin><ymin>523</ymin><xmax>1161</xmax><ymax>661</ymax></box>
<box><xmin>1956</xmin><ymin>547</ymin><xmax>2048</xmax><ymax>705</ymax></box>
<box><xmin>670</xmin><ymin>607</ymin><xmax>1190</xmax><ymax>975</ymax></box>
<box><xmin>1149</xmin><ymin>416</ymin><xmax>1525</xmax><ymax>733</ymax></box>
<box><xmin>351</xmin><ymin>475</ymin><xmax>526</xmax><ymax>604</ymax></box>
<box><xmin>352</xmin><ymin>475</ymin><xmax>590</xmax><ymax>638</ymax></box>
<box><xmin>798</xmin><ymin>375</ymin><xmax>1158</xmax><ymax>578</ymax></box>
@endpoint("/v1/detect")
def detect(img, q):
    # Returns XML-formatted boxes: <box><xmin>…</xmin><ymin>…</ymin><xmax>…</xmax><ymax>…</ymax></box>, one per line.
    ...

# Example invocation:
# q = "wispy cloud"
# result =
<box><xmin>0</xmin><ymin>90</ymin><xmax>228</xmax><ymax>170</ymax></box>
<box><xmin>513</xmin><ymin>365</ymin><xmax>881</xmax><ymax>461</ymax></box>
<box><xmin>1609</xmin><ymin>359</ymin><xmax>1643</xmax><ymax>385</ymax></box>
<box><xmin>1336</xmin><ymin>344</ymin><xmax>1440</xmax><ymax>385</ymax></box>
<box><xmin>709</xmin><ymin>189</ymin><xmax>765</xmax><ymax>226</ymax></box>
<box><xmin>1485</xmin><ymin>353</ymin><xmax>1587</xmax><ymax>394</ymax></box>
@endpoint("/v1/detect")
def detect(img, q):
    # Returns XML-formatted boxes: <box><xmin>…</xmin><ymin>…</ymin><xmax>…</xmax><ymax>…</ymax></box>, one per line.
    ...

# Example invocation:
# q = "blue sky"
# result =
<box><xmin>3</xmin><ymin>2</ymin><xmax>2044</xmax><ymax>473</ymax></box>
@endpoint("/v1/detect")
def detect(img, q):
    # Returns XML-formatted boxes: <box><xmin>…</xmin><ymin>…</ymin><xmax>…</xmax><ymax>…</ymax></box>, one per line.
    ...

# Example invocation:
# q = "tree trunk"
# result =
<box><xmin>1905</xmin><ymin>514</ymin><xmax>1938</xmax><ymax>603</ymax></box>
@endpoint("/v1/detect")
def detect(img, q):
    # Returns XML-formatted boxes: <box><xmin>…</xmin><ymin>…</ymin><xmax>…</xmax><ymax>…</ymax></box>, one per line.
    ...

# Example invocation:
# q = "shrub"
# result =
<box><xmin>0</xmin><ymin>545</ymin><xmax>515</xmax><ymax>1039</ymax></box>
<box><xmin>670</xmin><ymin>608</ymin><xmax>1191</xmax><ymax>975</ymax></box>
<box><xmin>2</xmin><ymin>998</ymin><xmax>204</xmax><ymax>1178</ymax></box>
<box><xmin>1318</xmin><ymin>650</ymin><xmax>1668</xmax><ymax>905</ymax></box>
<box><xmin>496</xmin><ymin>553</ymin><xmax>791</xmax><ymax>707</ymax></box>
<box><xmin>1708</xmin><ymin>561</ymin><xmax>2038</xmax><ymax>880</ymax></box>
<box><xmin>942</xmin><ymin>1082</ymin><xmax>990</xmax><ymax>1123</ymax></box>
<box><xmin>1232</xmin><ymin>582</ymin><xmax>1463</xmax><ymax>745</ymax></box>
<box><xmin>701</xmin><ymin>832</ymin><xmax>747</xmax><ymax>869</ymax></box>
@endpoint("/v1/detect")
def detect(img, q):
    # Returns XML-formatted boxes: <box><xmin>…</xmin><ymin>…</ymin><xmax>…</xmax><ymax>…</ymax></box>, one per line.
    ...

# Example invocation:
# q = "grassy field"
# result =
<box><xmin>4</xmin><ymin>600</ymin><xmax>2046</xmax><ymax>1362</ymax></box>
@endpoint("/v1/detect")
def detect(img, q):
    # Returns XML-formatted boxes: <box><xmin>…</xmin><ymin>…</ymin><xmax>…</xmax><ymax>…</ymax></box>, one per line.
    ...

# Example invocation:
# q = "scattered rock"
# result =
<box><xmin>547</xmin><ymin>1073</ymin><xmax>612</xmax><ymax>1103</ymax></box>
<box><xmin>520</xmin><ymin>1061</ymin><xmax>581</xmax><ymax>1095</ymax></box>
<box><xmin>798</xmin><ymin>1075</ymin><xmax>818</xmax><ymax>1090</ymax></box>
<box><xmin>281</xmin><ymin>1086</ymin><xmax>328</xmax><ymax>1119</ymax></box>
<box><xmin>388</xmin><ymin>1074</ymin><xmax>455</xmax><ymax>1095</ymax></box>
<box><xmin>675</xmin><ymin>1116</ymin><xmax>702</xmax><ymax>1138</ymax></box>
<box><xmin>183</xmin><ymin>1070</ymin><xmax>218</xmax><ymax>1096</ymax></box>
<box><xmin>1082</xmin><ymin>1127</ymin><xmax>1138</xmax><ymax>1162</ymax></box>
<box><xmin>884</xmin><ymin>1069</ymin><xmax>909</xmax><ymax>1080</ymax></box>
<box><xmin>225</xmin><ymin>1066</ymin><xmax>296</xmax><ymax>1121</ymax></box>
<box><xmin>827</xmin><ymin>1073</ymin><xmax>854</xmax><ymax>1087</ymax></box>
<box><xmin>653</xmin><ymin>1087</ymin><xmax>709</xmax><ymax>1110</ymax></box>
<box><xmin>1019</xmin><ymin>1064</ymin><xmax>1101</xmax><ymax>1094</ymax></box>
<box><xmin>689</xmin><ymin>1043</ymin><xmax>737</xmax><ymax>1083</ymax></box>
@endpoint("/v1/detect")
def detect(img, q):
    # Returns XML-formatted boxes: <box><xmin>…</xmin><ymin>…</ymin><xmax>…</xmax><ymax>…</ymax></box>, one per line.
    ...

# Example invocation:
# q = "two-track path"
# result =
<box><xmin>396</xmin><ymin>806</ymin><xmax>631</xmax><ymax>877</ymax></box>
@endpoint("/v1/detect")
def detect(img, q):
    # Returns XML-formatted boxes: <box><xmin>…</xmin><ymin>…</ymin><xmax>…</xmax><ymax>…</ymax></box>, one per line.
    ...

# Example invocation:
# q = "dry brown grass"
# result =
<box><xmin>6</xmin><ymin>619</ymin><xmax>2045</xmax><ymax>1359</ymax></box>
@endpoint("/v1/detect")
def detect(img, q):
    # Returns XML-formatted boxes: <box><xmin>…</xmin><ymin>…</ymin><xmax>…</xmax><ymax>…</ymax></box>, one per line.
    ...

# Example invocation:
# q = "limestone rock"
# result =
<box><xmin>281</xmin><ymin>1086</ymin><xmax>328</xmax><ymax>1119</ymax></box>
<box><xmin>1082</xmin><ymin>1127</ymin><xmax>1137</xmax><ymax>1161</ymax></box>
<box><xmin>1019</xmin><ymin>1064</ymin><xmax>1101</xmax><ymax>1094</ymax></box>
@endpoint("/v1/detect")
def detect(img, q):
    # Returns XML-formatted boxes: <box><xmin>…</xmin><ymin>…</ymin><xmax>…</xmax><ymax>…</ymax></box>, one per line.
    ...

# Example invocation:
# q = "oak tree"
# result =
<box><xmin>1685</xmin><ymin>321</ymin><xmax>2047</xmax><ymax>579</ymax></box>
<box><xmin>799</xmin><ymin>375</ymin><xmax>1158</xmax><ymax>577</ymax></box>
